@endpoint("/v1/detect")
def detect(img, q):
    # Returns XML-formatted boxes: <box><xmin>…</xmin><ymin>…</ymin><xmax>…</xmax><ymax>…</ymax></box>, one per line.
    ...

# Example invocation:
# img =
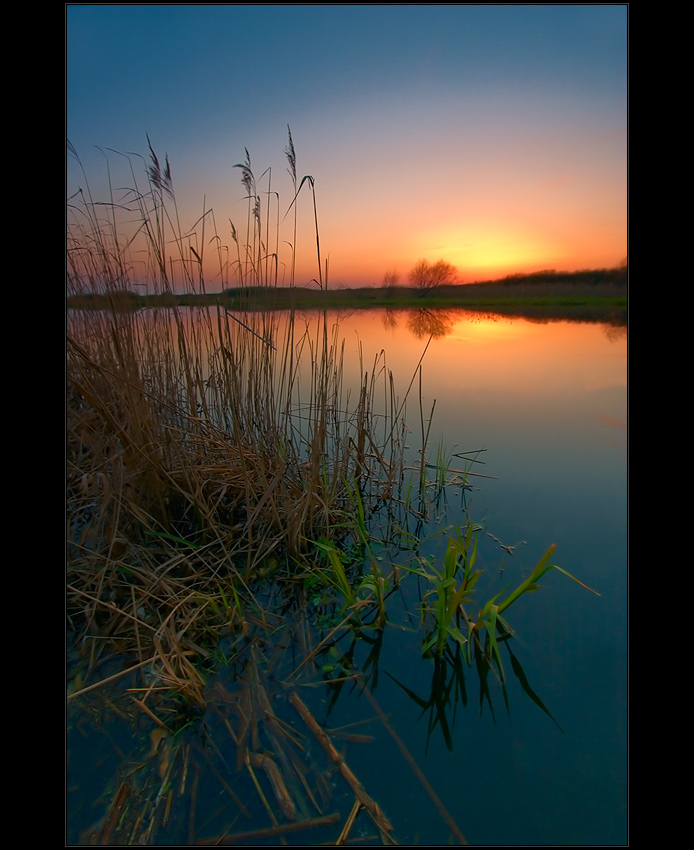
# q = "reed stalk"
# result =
<box><xmin>67</xmin><ymin>137</ymin><xmax>426</xmax><ymax>707</ymax></box>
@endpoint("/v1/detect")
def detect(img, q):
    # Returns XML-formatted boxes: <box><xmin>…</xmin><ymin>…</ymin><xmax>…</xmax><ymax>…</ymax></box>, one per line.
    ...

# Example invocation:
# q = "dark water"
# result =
<box><xmin>67</xmin><ymin>309</ymin><xmax>627</xmax><ymax>845</ymax></box>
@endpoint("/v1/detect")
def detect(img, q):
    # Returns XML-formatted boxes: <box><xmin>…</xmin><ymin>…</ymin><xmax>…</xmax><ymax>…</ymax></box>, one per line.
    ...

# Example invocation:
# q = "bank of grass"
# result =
<box><xmin>68</xmin><ymin>274</ymin><xmax>627</xmax><ymax>305</ymax></box>
<box><xmin>67</xmin><ymin>276</ymin><xmax>627</xmax><ymax>326</ymax></box>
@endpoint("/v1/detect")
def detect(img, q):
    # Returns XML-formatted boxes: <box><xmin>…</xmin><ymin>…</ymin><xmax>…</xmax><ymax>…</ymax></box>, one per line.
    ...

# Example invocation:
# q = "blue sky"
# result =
<box><xmin>67</xmin><ymin>5</ymin><xmax>627</xmax><ymax>287</ymax></box>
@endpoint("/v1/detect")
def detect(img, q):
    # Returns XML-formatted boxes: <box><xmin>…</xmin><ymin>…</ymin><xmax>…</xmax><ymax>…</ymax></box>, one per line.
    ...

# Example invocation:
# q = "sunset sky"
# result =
<box><xmin>67</xmin><ymin>5</ymin><xmax>627</xmax><ymax>289</ymax></box>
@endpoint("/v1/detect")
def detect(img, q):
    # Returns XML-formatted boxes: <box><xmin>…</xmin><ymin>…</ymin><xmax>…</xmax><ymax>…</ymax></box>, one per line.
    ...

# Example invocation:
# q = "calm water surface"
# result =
<box><xmin>67</xmin><ymin>307</ymin><xmax>627</xmax><ymax>845</ymax></box>
<box><xmin>330</xmin><ymin>308</ymin><xmax>627</xmax><ymax>845</ymax></box>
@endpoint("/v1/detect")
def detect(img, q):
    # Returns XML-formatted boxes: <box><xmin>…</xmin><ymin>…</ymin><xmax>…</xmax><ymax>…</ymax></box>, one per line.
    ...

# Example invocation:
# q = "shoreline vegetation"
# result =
<box><xmin>67</xmin><ymin>134</ymin><xmax>604</xmax><ymax>844</ymax></box>
<box><xmin>67</xmin><ymin>268</ymin><xmax>627</xmax><ymax>325</ymax></box>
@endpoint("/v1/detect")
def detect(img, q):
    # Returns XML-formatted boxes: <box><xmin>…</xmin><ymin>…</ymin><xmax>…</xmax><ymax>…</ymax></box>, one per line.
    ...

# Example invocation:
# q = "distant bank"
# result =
<box><xmin>67</xmin><ymin>268</ymin><xmax>628</xmax><ymax>325</ymax></box>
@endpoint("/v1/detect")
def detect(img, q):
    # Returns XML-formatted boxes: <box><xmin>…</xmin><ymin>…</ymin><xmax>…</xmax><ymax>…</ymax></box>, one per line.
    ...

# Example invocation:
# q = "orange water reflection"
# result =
<box><xmin>327</xmin><ymin>308</ymin><xmax>626</xmax><ymax>402</ymax></box>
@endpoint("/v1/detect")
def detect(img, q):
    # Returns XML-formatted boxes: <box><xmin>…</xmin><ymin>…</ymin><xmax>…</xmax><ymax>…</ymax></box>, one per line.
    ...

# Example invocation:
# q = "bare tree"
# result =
<box><xmin>408</xmin><ymin>259</ymin><xmax>456</xmax><ymax>295</ymax></box>
<box><xmin>382</xmin><ymin>270</ymin><xmax>399</xmax><ymax>288</ymax></box>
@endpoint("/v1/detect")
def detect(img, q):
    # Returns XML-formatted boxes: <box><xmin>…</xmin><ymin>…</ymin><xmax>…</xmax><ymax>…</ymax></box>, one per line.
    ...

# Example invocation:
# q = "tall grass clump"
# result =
<box><xmin>67</xmin><ymin>134</ymin><xmax>422</xmax><ymax>707</ymax></box>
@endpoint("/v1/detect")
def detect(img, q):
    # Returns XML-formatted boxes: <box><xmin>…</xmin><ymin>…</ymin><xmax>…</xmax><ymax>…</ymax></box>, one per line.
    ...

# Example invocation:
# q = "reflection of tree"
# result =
<box><xmin>407</xmin><ymin>308</ymin><xmax>455</xmax><ymax>339</ymax></box>
<box><xmin>381</xmin><ymin>308</ymin><xmax>399</xmax><ymax>331</ymax></box>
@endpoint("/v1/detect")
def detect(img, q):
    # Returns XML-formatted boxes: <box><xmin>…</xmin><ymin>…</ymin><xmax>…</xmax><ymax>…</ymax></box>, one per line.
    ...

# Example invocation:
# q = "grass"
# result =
<box><xmin>67</xmin><ymin>135</ymin><xmax>599</xmax><ymax>844</ymax></box>
<box><xmin>67</xmin><ymin>280</ymin><xmax>627</xmax><ymax>325</ymax></box>
<box><xmin>403</xmin><ymin>531</ymin><xmax>599</xmax><ymax>667</ymax></box>
<box><xmin>67</xmin><ymin>133</ymin><xmax>435</xmax><ymax>708</ymax></box>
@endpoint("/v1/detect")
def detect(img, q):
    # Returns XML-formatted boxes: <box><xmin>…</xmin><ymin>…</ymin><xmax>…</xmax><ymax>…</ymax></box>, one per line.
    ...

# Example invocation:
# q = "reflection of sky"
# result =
<box><xmin>332</xmin><ymin>309</ymin><xmax>626</xmax><ymax>582</ymax></box>
<box><xmin>67</xmin><ymin>5</ymin><xmax>627</xmax><ymax>287</ymax></box>
<box><xmin>320</xmin><ymin>309</ymin><xmax>626</xmax><ymax>500</ymax></box>
<box><xmin>311</xmin><ymin>310</ymin><xmax>627</xmax><ymax>790</ymax></box>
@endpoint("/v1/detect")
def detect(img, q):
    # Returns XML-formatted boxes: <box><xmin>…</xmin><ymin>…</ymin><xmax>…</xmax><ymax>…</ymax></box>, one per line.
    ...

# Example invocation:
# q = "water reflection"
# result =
<box><xmin>407</xmin><ymin>308</ymin><xmax>457</xmax><ymax>339</ymax></box>
<box><xmin>379</xmin><ymin>305</ymin><xmax>626</xmax><ymax>342</ymax></box>
<box><xmin>381</xmin><ymin>306</ymin><xmax>462</xmax><ymax>338</ymax></box>
<box><xmin>68</xmin><ymin>306</ymin><xmax>627</xmax><ymax>845</ymax></box>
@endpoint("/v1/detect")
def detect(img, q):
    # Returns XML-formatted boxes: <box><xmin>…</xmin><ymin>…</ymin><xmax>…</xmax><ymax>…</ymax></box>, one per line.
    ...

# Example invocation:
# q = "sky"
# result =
<box><xmin>67</xmin><ymin>4</ymin><xmax>627</xmax><ymax>289</ymax></box>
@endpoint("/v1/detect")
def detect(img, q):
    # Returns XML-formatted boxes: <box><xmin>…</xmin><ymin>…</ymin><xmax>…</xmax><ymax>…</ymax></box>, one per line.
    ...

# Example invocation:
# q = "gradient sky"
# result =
<box><xmin>67</xmin><ymin>4</ymin><xmax>627</xmax><ymax>288</ymax></box>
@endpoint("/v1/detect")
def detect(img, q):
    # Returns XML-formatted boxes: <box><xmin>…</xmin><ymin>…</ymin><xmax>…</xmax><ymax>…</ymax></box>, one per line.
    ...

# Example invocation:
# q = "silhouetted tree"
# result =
<box><xmin>408</xmin><ymin>259</ymin><xmax>456</xmax><ymax>295</ymax></box>
<box><xmin>382</xmin><ymin>270</ymin><xmax>399</xmax><ymax>288</ymax></box>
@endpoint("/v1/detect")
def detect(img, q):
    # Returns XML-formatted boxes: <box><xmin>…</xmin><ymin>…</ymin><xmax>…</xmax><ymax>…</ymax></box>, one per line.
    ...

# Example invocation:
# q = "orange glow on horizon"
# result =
<box><xmin>304</xmin><ymin>203</ymin><xmax>625</xmax><ymax>287</ymax></box>
<box><xmin>70</xmin><ymin>128</ymin><xmax>625</xmax><ymax>293</ymax></box>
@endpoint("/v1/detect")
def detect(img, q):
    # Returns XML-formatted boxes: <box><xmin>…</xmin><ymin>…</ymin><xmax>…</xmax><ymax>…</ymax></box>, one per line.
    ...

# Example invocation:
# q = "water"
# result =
<box><xmin>67</xmin><ymin>307</ymin><xmax>627</xmax><ymax>845</ymax></box>
<box><xmin>310</xmin><ymin>308</ymin><xmax>627</xmax><ymax>844</ymax></box>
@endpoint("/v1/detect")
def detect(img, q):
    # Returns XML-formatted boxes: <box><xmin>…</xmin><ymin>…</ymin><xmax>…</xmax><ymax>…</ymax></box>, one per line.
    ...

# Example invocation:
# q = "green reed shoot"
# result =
<box><xmin>311</xmin><ymin>539</ymin><xmax>357</xmax><ymax>614</ymax></box>
<box><xmin>401</xmin><ymin>522</ymin><xmax>482</xmax><ymax>658</ymax></box>
<box><xmin>404</xmin><ymin>531</ymin><xmax>598</xmax><ymax>672</ymax></box>
<box><xmin>495</xmin><ymin>543</ymin><xmax>600</xmax><ymax>616</ymax></box>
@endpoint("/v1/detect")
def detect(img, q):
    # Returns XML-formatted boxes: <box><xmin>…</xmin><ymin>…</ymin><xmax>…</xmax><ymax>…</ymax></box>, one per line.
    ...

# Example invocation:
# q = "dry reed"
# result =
<box><xmin>67</xmin><ymin>137</ymin><xmax>419</xmax><ymax>709</ymax></box>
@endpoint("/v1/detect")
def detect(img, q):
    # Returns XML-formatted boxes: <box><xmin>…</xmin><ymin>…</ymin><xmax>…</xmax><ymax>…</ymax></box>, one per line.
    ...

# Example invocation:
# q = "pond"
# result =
<box><xmin>67</xmin><ymin>306</ymin><xmax>627</xmax><ymax>845</ymax></box>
